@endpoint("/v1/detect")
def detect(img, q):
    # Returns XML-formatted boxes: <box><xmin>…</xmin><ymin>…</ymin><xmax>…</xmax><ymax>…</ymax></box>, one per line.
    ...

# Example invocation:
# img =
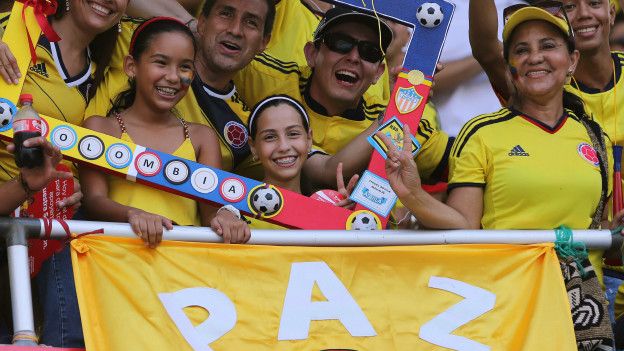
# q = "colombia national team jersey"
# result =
<box><xmin>450</xmin><ymin>107</ymin><xmax>611</xmax><ymax>230</ymax></box>
<box><xmin>566</xmin><ymin>52</ymin><xmax>624</xmax><ymax>146</ymax></box>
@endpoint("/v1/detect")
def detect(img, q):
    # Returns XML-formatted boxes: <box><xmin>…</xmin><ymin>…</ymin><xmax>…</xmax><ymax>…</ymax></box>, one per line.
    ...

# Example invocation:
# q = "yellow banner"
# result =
<box><xmin>71</xmin><ymin>236</ymin><xmax>576</xmax><ymax>350</ymax></box>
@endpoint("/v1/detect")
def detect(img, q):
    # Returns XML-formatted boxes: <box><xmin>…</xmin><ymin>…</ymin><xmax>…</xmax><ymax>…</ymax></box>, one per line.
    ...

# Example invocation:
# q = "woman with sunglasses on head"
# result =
<box><xmin>80</xmin><ymin>17</ymin><xmax>249</xmax><ymax>246</ymax></box>
<box><xmin>381</xmin><ymin>6</ymin><xmax>619</xmax><ymax>348</ymax></box>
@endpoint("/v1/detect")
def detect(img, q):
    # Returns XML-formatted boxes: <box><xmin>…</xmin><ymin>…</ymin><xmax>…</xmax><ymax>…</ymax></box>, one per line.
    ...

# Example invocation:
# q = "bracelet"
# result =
<box><xmin>217</xmin><ymin>205</ymin><xmax>241</xmax><ymax>220</ymax></box>
<box><xmin>16</xmin><ymin>172</ymin><xmax>36</xmax><ymax>200</ymax></box>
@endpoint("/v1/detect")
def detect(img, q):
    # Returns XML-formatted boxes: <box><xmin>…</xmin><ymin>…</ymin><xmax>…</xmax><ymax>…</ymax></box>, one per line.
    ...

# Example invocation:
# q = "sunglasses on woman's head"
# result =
<box><xmin>503</xmin><ymin>0</ymin><xmax>574</xmax><ymax>39</ymax></box>
<box><xmin>316</xmin><ymin>32</ymin><xmax>384</xmax><ymax>63</ymax></box>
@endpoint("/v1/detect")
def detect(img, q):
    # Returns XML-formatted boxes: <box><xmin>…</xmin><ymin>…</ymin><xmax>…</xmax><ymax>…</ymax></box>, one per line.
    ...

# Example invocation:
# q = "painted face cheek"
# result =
<box><xmin>179</xmin><ymin>71</ymin><xmax>194</xmax><ymax>89</ymax></box>
<box><xmin>508</xmin><ymin>57</ymin><xmax>519</xmax><ymax>80</ymax></box>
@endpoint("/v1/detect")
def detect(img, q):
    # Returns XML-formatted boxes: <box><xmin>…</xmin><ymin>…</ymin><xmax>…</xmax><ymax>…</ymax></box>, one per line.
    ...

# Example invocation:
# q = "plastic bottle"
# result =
<box><xmin>13</xmin><ymin>94</ymin><xmax>43</xmax><ymax>168</ymax></box>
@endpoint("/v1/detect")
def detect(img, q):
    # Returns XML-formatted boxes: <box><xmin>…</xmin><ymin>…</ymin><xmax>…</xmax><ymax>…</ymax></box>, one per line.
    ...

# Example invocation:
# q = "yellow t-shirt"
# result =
<box><xmin>566</xmin><ymin>52</ymin><xmax>624</xmax><ymax>145</ymax></box>
<box><xmin>450</xmin><ymin>107</ymin><xmax>612</xmax><ymax>281</ymax></box>
<box><xmin>235</xmin><ymin>57</ymin><xmax>450</xmax><ymax>181</ymax></box>
<box><xmin>109</xmin><ymin>131</ymin><xmax>200</xmax><ymax>226</ymax></box>
<box><xmin>0</xmin><ymin>34</ymin><xmax>95</xmax><ymax>182</ymax></box>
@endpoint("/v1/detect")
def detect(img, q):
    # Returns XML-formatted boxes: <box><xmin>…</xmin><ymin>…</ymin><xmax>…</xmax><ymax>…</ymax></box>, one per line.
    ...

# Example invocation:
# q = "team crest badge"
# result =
<box><xmin>395</xmin><ymin>87</ymin><xmax>423</xmax><ymax>115</ymax></box>
<box><xmin>224</xmin><ymin>121</ymin><xmax>248</xmax><ymax>149</ymax></box>
<box><xmin>577</xmin><ymin>143</ymin><xmax>600</xmax><ymax>166</ymax></box>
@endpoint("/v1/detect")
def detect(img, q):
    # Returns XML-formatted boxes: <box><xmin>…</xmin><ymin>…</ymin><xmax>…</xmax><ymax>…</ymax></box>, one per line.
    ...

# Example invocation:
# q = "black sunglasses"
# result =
<box><xmin>503</xmin><ymin>1</ymin><xmax>574</xmax><ymax>40</ymax></box>
<box><xmin>316</xmin><ymin>32</ymin><xmax>384</xmax><ymax>63</ymax></box>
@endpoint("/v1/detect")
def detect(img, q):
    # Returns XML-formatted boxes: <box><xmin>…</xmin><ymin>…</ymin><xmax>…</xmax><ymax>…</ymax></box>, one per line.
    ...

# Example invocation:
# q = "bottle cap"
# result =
<box><xmin>18</xmin><ymin>94</ymin><xmax>33</xmax><ymax>104</ymax></box>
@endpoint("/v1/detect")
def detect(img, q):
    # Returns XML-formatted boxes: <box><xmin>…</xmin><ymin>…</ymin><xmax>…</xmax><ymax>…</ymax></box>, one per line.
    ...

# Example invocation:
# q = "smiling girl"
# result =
<box><xmin>80</xmin><ymin>17</ymin><xmax>248</xmax><ymax>246</ymax></box>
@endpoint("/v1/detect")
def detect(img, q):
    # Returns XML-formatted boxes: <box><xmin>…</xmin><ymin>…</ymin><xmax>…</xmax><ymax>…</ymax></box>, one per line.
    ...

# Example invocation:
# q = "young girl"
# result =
<box><xmin>243</xmin><ymin>94</ymin><xmax>358</xmax><ymax>229</ymax></box>
<box><xmin>80</xmin><ymin>17</ymin><xmax>247</xmax><ymax>247</ymax></box>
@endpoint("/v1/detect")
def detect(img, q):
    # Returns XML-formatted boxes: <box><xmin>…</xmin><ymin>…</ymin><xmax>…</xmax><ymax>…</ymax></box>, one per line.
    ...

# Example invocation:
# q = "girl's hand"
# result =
<box><xmin>0</xmin><ymin>40</ymin><xmax>20</xmax><ymax>84</ymax></box>
<box><xmin>377</xmin><ymin>124</ymin><xmax>422</xmax><ymax>200</ymax></box>
<box><xmin>58</xmin><ymin>179</ymin><xmax>82</xmax><ymax>210</ymax></box>
<box><xmin>211</xmin><ymin>209</ymin><xmax>250</xmax><ymax>244</ymax></box>
<box><xmin>128</xmin><ymin>208</ymin><xmax>173</xmax><ymax>248</ymax></box>
<box><xmin>335</xmin><ymin>162</ymin><xmax>358</xmax><ymax>209</ymax></box>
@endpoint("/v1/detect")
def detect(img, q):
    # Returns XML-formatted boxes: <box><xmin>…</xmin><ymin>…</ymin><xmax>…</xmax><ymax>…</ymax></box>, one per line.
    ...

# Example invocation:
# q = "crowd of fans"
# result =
<box><xmin>0</xmin><ymin>0</ymin><xmax>623</xmax><ymax>349</ymax></box>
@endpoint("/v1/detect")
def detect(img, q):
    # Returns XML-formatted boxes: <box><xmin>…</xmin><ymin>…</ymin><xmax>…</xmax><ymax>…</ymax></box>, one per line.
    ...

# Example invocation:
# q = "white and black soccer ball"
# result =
<box><xmin>416</xmin><ymin>3</ymin><xmax>444</xmax><ymax>28</ymax></box>
<box><xmin>350</xmin><ymin>212</ymin><xmax>379</xmax><ymax>230</ymax></box>
<box><xmin>0</xmin><ymin>101</ymin><xmax>14</xmax><ymax>128</ymax></box>
<box><xmin>251</xmin><ymin>187</ymin><xmax>282</xmax><ymax>215</ymax></box>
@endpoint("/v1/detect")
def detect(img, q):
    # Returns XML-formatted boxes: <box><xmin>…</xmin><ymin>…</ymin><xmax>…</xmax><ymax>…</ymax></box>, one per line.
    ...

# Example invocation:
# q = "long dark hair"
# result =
<box><xmin>55</xmin><ymin>0</ymin><xmax>119</xmax><ymax>101</ymax></box>
<box><xmin>108</xmin><ymin>17</ymin><xmax>197</xmax><ymax>115</ymax></box>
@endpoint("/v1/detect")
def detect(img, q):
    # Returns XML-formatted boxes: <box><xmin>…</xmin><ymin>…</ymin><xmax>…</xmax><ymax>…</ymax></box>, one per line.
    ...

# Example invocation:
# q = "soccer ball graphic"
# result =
<box><xmin>416</xmin><ymin>3</ymin><xmax>444</xmax><ymax>28</ymax></box>
<box><xmin>0</xmin><ymin>101</ymin><xmax>14</xmax><ymax>127</ymax></box>
<box><xmin>350</xmin><ymin>212</ymin><xmax>380</xmax><ymax>230</ymax></box>
<box><xmin>251</xmin><ymin>186</ymin><xmax>282</xmax><ymax>216</ymax></box>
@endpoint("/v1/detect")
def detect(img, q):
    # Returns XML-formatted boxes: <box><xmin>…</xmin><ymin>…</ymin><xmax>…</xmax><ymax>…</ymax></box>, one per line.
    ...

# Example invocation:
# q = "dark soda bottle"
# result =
<box><xmin>13</xmin><ymin>94</ymin><xmax>44</xmax><ymax>168</ymax></box>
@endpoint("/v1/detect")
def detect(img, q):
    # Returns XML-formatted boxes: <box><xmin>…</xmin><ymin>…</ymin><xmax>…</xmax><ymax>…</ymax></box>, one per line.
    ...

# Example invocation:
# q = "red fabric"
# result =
<box><xmin>16</xmin><ymin>0</ymin><xmax>61</xmax><ymax>65</ymax></box>
<box><xmin>0</xmin><ymin>346</ymin><xmax>84</xmax><ymax>350</ymax></box>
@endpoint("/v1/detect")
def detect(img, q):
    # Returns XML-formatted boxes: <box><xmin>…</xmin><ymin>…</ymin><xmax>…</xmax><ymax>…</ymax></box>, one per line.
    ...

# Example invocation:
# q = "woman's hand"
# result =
<box><xmin>335</xmin><ymin>162</ymin><xmax>358</xmax><ymax>209</ymax></box>
<box><xmin>0</xmin><ymin>40</ymin><xmax>20</xmax><ymax>84</ymax></box>
<box><xmin>377</xmin><ymin>124</ymin><xmax>422</xmax><ymax>200</ymax></box>
<box><xmin>7</xmin><ymin>137</ymin><xmax>72</xmax><ymax>190</ymax></box>
<box><xmin>211</xmin><ymin>208</ymin><xmax>251</xmax><ymax>244</ymax></box>
<box><xmin>128</xmin><ymin>208</ymin><xmax>173</xmax><ymax>248</ymax></box>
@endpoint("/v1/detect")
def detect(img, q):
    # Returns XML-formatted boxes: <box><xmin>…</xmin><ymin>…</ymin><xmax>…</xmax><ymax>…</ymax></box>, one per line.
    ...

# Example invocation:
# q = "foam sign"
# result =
<box><xmin>325</xmin><ymin>0</ymin><xmax>455</xmax><ymax>222</ymax></box>
<box><xmin>0</xmin><ymin>109</ymin><xmax>379</xmax><ymax>229</ymax></box>
<box><xmin>0</xmin><ymin>2</ymin><xmax>384</xmax><ymax>230</ymax></box>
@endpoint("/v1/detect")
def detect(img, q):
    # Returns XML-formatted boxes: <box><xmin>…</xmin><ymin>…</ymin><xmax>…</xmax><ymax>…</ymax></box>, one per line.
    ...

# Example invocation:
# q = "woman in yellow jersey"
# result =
<box><xmin>381</xmin><ymin>5</ymin><xmax>618</xmax><ymax>348</ymax></box>
<box><xmin>0</xmin><ymin>0</ymin><xmax>132</xmax><ymax>347</ymax></box>
<box><xmin>80</xmin><ymin>18</ymin><xmax>248</xmax><ymax>246</ymax></box>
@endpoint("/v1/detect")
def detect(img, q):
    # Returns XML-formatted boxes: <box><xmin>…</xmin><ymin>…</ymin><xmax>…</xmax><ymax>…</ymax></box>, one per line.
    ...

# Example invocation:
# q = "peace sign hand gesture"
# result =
<box><xmin>376</xmin><ymin>124</ymin><xmax>421</xmax><ymax>200</ymax></box>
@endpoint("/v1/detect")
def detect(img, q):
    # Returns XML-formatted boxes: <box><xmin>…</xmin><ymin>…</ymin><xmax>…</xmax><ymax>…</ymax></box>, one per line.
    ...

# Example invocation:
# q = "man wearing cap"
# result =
<box><xmin>235</xmin><ymin>6</ymin><xmax>451</xmax><ymax>187</ymax></box>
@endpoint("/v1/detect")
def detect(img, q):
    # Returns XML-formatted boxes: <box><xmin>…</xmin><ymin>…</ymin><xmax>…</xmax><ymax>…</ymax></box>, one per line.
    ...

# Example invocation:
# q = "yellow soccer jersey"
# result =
<box><xmin>0</xmin><ymin>11</ymin><xmax>9</xmax><ymax>33</ymax></box>
<box><xmin>450</xmin><ymin>107</ymin><xmax>611</xmax><ymax>230</ymax></box>
<box><xmin>0</xmin><ymin>35</ymin><xmax>95</xmax><ymax>182</ymax></box>
<box><xmin>235</xmin><ymin>56</ymin><xmax>449</xmax><ymax>181</ymax></box>
<box><xmin>175</xmin><ymin>77</ymin><xmax>251</xmax><ymax>172</ymax></box>
<box><xmin>566</xmin><ymin>52</ymin><xmax>624</xmax><ymax>145</ymax></box>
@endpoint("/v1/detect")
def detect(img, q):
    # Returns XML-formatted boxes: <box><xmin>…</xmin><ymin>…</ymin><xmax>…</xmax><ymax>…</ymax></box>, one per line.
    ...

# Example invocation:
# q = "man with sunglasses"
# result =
<box><xmin>235</xmin><ymin>6</ymin><xmax>452</xmax><ymax>188</ymax></box>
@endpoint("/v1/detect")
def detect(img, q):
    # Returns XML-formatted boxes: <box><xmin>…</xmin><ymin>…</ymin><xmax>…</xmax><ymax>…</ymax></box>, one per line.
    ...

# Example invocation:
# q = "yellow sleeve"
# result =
<box><xmin>85</xmin><ymin>67</ymin><xmax>130</xmax><ymax>117</ymax></box>
<box><xmin>448</xmin><ymin>121</ymin><xmax>488</xmax><ymax>189</ymax></box>
<box><xmin>233</xmin><ymin>54</ymin><xmax>301</xmax><ymax>107</ymax></box>
<box><xmin>414</xmin><ymin>103</ymin><xmax>452</xmax><ymax>182</ymax></box>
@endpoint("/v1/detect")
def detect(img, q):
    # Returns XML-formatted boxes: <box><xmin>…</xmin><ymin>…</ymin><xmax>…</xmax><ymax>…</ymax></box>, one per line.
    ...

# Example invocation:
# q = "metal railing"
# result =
<box><xmin>0</xmin><ymin>217</ymin><xmax>618</xmax><ymax>346</ymax></box>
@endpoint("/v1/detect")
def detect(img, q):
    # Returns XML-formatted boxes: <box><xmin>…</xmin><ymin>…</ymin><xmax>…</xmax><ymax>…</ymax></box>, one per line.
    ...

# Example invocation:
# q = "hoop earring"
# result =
<box><xmin>252</xmin><ymin>154</ymin><xmax>258</xmax><ymax>162</ymax></box>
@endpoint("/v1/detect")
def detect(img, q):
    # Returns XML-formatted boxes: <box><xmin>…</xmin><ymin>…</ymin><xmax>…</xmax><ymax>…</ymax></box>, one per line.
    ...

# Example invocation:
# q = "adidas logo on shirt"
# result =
<box><xmin>508</xmin><ymin>145</ymin><xmax>529</xmax><ymax>156</ymax></box>
<box><xmin>29</xmin><ymin>62</ymin><xmax>48</xmax><ymax>78</ymax></box>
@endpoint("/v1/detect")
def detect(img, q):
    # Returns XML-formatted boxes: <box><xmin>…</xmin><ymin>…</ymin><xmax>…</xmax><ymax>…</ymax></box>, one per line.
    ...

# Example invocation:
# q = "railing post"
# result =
<box><xmin>1</xmin><ymin>218</ymin><xmax>40</xmax><ymax>346</ymax></box>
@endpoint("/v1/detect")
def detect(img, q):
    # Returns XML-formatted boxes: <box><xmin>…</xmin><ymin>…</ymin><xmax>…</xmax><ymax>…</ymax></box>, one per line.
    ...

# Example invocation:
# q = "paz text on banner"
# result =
<box><xmin>70</xmin><ymin>236</ymin><xmax>576</xmax><ymax>350</ymax></box>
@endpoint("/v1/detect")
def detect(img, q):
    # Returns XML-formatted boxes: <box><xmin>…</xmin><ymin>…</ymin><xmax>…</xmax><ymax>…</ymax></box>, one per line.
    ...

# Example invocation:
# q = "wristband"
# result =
<box><xmin>16</xmin><ymin>172</ymin><xmax>36</xmax><ymax>200</ymax></box>
<box><xmin>217</xmin><ymin>205</ymin><xmax>241</xmax><ymax>219</ymax></box>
